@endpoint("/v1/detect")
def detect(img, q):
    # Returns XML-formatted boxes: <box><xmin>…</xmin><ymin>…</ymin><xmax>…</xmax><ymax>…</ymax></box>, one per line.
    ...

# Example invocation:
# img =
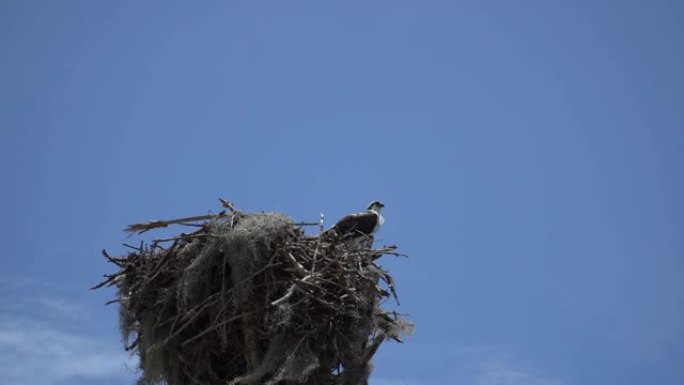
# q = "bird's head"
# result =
<box><xmin>366</xmin><ymin>200</ymin><xmax>385</xmax><ymax>212</ymax></box>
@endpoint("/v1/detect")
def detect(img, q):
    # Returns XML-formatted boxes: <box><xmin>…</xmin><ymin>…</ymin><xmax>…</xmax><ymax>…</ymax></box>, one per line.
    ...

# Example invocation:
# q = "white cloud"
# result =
<box><xmin>37</xmin><ymin>295</ymin><xmax>85</xmax><ymax>319</ymax></box>
<box><xmin>0</xmin><ymin>274</ymin><xmax>138</xmax><ymax>385</ymax></box>
<box><xmin>372</xmin><ymin>378</ymin><xmax>423</xmax><ymax>385</ymax></box>
<box><xmin>473</xmin><ymin>363</ymin><xmax>564</xmax><ymax>385</ymax></box>
<box><xmin>0</xmin><ymin>317</ymin><xmax>137</xmax><ymax>385</ymax></box>
<box><xmin>449</xmin><ymin>344</ymin><xmax>565</xmax><ymax>385</ymax></box>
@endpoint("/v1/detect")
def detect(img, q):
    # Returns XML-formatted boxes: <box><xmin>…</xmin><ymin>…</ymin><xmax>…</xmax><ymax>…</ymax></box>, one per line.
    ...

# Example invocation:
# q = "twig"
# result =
<box><xmin>218</xmin><ymin>198</ymin><xmax>239</xmax><ymax>213</ymax></box>
<box><xmin>271</xmin><ymin>284</ymin><xmax>296</xmax><ymax>306</ymax></box>
<box><xmin>181</xmin><ymin>311</ymin><xmax>254</xmax><ymax>347</ymax></box>
<box><xmin>286</xmin><ymin>253</ymin><xmax>308</xmax><ymax>277</ymax></box>
<box><xmin>89</xmin><ymin>272</ymin><xmax>124</xmax><ymax>290</ymax></box>
<box><xmin>294</xmin><ymin>221</ymin><xmax>320</xmax><ymax>227</ymax></box>
<box><xmin>123</xmin><ymin>243</ymin><xmax>142</xmax><ymax>251</ymax></box>
<box><xmin>152</xmin><ymin>232</ymin><xmax>207</xmax><ymax>243</ymax></box>
<box><xmin>360</xmin><ymin>334</ymin><xmax>386</xmax><ymax>365</ymax></box>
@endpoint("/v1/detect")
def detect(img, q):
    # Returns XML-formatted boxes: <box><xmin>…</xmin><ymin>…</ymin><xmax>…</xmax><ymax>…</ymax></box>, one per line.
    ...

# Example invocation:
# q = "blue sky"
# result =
<box><xmin>1</xmin><ymin>1</ymin><xmax>683</xmax><ymax>384</ymax></box>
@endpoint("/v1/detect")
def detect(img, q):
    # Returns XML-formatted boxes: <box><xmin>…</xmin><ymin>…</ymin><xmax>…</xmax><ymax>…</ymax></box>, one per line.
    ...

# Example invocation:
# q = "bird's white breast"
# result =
<box><xmin>373</xmin><ymin>213</ymin><xmax>384</xmax><ymax>233</ymax></box>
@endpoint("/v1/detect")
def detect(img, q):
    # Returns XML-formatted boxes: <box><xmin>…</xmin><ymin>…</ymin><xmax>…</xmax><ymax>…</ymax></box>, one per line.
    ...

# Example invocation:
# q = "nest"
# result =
<box><xmin>94</xmin><ymin>201</ymin><xmax>412</xmax><ymax>385</ymax></box>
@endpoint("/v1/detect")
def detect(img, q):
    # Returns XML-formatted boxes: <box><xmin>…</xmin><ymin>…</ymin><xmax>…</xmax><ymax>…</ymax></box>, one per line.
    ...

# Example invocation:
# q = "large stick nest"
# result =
<box><xmin>95</xmin><ymin>202</ymin><xmax>412</xmax><ymax>385</ymax></box>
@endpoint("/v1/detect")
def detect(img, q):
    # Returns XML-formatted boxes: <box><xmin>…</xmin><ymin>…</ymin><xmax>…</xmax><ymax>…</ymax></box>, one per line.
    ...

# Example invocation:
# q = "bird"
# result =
<box><xmin>323</xmin><ymin>200</ymin><xmax>385</xmax><ymax>240</ymax></box>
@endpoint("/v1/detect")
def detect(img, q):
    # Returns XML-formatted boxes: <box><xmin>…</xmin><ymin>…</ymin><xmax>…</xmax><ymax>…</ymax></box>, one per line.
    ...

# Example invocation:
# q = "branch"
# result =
<box><xmin>218</xmin><ymin>198</ymin><xmax>239</xmax><ymax>213</ymax></box>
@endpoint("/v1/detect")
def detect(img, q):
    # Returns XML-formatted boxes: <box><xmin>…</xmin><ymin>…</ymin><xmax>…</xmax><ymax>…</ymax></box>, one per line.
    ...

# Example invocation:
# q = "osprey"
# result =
<box><xmin>324</xmin><ymin>201</ymin><xmax>385</xmax><ymax>239</ymax></box>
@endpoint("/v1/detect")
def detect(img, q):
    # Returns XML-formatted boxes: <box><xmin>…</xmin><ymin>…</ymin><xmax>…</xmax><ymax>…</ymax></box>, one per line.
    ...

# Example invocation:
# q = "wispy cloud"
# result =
<box><xmin>0</xmin><ymin>274</ymin><xmax>137</xmax><ymax>385</ymax></box>
<box><xmin>372</xmin><ymin>378</ymin><xmax>421</xmax><ymax>385</ymax></box>
<box><xmin>449</xmin><ymin>345</ymin><xmax>565</xmax><ymax>385</ymax></box>
<box><xmin>37</xmin><ymin>295</ymin><xmax>85</xmax><ymax>319</ymax></box>
<box><xmin>0</xmin><ymin>317</ymin><xmax>136</xmax><ymax>385</ymax></box>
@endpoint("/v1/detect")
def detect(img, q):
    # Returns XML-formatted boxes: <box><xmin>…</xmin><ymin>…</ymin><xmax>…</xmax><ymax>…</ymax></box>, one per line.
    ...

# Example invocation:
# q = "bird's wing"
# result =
<box><xmin>330</xmin><ymin>212</ymin><xmax>378</xmax><ymax>236</ymax></box>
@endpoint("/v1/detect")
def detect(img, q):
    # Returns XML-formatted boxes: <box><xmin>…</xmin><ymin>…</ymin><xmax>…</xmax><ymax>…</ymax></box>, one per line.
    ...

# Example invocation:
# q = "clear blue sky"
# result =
<box><xmin>2</xmin><ymin>1</ymin><xmax>683</xmax><ymax>384</ymax></box>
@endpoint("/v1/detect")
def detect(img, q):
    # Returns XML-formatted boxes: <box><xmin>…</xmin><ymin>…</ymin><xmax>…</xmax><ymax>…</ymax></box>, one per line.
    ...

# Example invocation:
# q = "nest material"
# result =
<box><xmin>95</xmin><ymin>203</ymin><xmax>412</xmax><ymax>385</ymax></box>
